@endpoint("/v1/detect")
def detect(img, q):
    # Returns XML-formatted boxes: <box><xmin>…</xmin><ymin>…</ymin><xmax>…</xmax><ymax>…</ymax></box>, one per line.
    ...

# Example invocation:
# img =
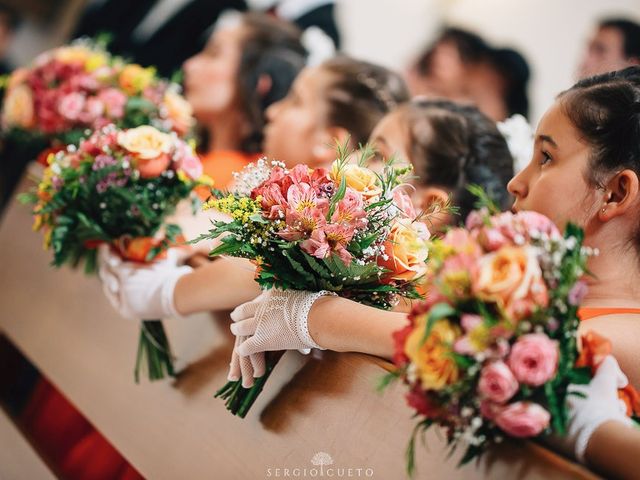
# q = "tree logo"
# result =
<box><xmin>310</xmin><ymin>452</ymin><xmax>334</xmax><ymax>476</ymax></box>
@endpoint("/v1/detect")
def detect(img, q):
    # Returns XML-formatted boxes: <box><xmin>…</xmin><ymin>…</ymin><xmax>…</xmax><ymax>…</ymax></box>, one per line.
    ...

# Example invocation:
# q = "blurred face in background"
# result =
<box><xmin>369</xmin><ymin>110</ymin><xmax>410</xmax><ymax>165</ymax></box>
<box><xmin>183</xmin><ymin>22</ymin><xmax>245</xmax><ymax>123</ymax></box>
<box><xmin>264</xmin><ymin>66</ymin><xmax>338</xmax><ymax>169</ymax></box>
<box><xmin>578</xmin><ymin>26</ymin><xmax>634</xmax><ymax>79</ymax></box>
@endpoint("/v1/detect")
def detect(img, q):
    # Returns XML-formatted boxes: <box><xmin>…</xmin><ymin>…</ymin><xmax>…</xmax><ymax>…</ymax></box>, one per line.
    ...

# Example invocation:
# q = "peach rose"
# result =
<box><xmin>379</xmin><ymin>218</ymin><xmax>430</xmax><ymax>282</ymax></box>
<box><xmin>472</xmin><ymin>245</ymin><xmax>548</xmax><ymax>320</ymax></box>
<box><xmin>118</xmin><ymin>64</ymin><xmax>155</xmax><ymax>95</ymax></box>
<box><xmin>2</xmin><ymin>83</ymin><xmax>35</xmax><ymax>128</ymax></box>
<box><xmin>331</xmin><ymin>162</ymin><xmax>382</xmax><ymax>199</ymax></box>
<box><xmin>493</xmin><ymin>401</ymin><xmax>550</xmax><ymax>438</ymax></box>
<box><xmin>117</xmin><ymin>126</ymin><xmax>173</xmax><ymax>178</ymax></box>
<box><xmin>163</xmin><ymin>90</ymin><xmax>195</xmax><ymax>135</ymax></box>
<box><xmin>405</xmin><ymin>318</ymin><xmax>460</xmax><ymax>390</ymax></box>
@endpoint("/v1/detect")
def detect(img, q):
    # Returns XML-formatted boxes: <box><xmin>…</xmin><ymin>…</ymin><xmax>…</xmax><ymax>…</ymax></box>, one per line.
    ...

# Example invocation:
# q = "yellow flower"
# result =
<box><xmin>330</xmin><ymin>162</ymin><xmax>382</xmax><ymax>198</ymax></box>
<box><xmin>85</xmin><ymin>52</ymin><xmax>108</xmax><ymax>72</ymax></box>
<box><xmin>118</xmin><ymin>64</ymin><xmax>155</xmax><ymax>95</ymax></box>
<box><xmin>2</xmin><ymin>83</ymin><xmax>35</xmax><ymax>128</ymax></box>
<box><xmin>405</xmin><ymin>318</ymin><xmax>460</xmax><ymax>390</ymax></box>
<box><xmin>54</xmin><ymin>45</ymin><xmax>92</xmax><ymax>64</ymax></box>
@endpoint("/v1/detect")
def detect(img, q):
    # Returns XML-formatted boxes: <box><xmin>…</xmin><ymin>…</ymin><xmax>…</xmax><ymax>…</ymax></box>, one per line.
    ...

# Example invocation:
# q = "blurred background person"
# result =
<box><xmin>0</xmin><ymin>4</ymin><xmax>19</xmax><ymax>75</ymax></box>
<box><xmin>72</xmin><ymin>0</ymin><xmax>248</xmax><ymax>77</ymax></box>
<box><xmin>247</xmin><ymin>0</ymin><xmax>340</xmax><ymax>49</ymax></box>
<box><xmin>577</xmin><ymin>17</ymin><xmax>640</xmax><ymax>79</ymax></box>
<box><xmin>405</xmin><ymin>27</ymin><xmax>530</xmax><ymax>121</ymax></box>
<box><xmin>183</xmin><ymin>12</ymin><xmax>308</xmax><ymax>189</ymax></box>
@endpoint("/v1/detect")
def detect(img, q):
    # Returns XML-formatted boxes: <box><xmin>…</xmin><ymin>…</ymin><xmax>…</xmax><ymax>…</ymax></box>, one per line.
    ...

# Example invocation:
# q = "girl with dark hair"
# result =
<box><xmin>369</xmin><ymin>98</ymin><xmax>513</xmax><ymax>228</ymax></box>
<box><xmin>222</xmin><ymin>66</ymin><xmax>640</xmax><ymax>412</ymax></box>
<box><xmin>264</xmin><ymin>55</ymin><xmax>409</xmax><ymax>168</ymax></box>
<box><xmin>183</xmin><ymin>12</ymin><xmax>307</xmax><ymax>188</ymax></box>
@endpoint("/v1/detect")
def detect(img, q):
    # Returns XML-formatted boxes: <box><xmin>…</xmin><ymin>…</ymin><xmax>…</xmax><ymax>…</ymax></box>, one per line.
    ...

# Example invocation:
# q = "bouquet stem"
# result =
<box><xmin>215</xmin><ymin>351</ymin><xmax>284</xmax><ymax>418</ymax></box>
<box><xmin>134</xmin><ymin>320</ymin><xmax>176</xmax><ymax>383</ymax></box>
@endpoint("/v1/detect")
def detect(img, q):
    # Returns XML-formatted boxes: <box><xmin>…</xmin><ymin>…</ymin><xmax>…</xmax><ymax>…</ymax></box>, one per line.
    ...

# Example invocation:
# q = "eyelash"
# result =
<box><xmin>540</xmin><ymin>150</ymin><xmax>552</xmax><ymax>165</ymax></box>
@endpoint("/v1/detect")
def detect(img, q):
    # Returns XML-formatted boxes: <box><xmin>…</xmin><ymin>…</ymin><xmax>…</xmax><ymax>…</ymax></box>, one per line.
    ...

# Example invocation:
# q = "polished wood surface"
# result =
<box><xmin>0</xmin><ymin>172</ymin><xmax>599</xmax><ymax>479</ymax></box>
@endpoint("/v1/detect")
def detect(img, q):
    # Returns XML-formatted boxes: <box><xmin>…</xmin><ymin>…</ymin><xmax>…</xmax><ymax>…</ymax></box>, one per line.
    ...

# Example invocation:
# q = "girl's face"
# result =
<box><xmin>263</xmin><ymin>67</ymin><xmax>334</xmax><ymax>169</ymax></box>
<box><xmin>183</xmin><ymin>24</ymin><xmax>245</xmax><ymax>122</ymax></box>
<box><xmin>369</xmin><ymin>111</ymin><xmax>411</xmax><ymax>165</ymax></box>
<box><xmin>508</xmin><ymin>100</ymin><xmax>601</xmax><ymax>230</ymax></box>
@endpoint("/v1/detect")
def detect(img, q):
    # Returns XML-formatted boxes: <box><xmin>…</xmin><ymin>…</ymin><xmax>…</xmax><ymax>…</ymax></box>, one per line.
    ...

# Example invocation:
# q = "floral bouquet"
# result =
<box><xmin>388</xmin><ymin>209</ymin><xmax>599</xmax><ymax>473</ymax></box>
<box><xmin>194</xmin><ymin>147</ymin><xmax>431</xmax><ymax>416</ymax></box>
<box><xmin>20</xmin><ymin>124</ymin><xmax>211</xmax><ymax>382</ymax></box>
<box><xmin>1</xmin><ymin>39</ymin><xmax>194</xmax><ymax>163</ymax></box>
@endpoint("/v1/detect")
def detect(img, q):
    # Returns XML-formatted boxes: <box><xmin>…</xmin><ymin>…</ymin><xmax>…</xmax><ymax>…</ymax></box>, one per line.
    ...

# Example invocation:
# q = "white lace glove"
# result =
<box><xmin>228</xmin><ymin>289</ymin><xmax>334</xmax><ymax>386</ymax></box>
<box><xmin>561</xmin><ymin>355</ymin><xmax>633</xmax><ymax>463</ymax></box>
<box><xmin>97</xmin><ymin>244</ymin><xmax>193</xmax><ymax>321</ymax></box>
<box><xmin>227</xmin><ymin>293</ymin><xmax>267</xmax><ymax>388</ymax></box>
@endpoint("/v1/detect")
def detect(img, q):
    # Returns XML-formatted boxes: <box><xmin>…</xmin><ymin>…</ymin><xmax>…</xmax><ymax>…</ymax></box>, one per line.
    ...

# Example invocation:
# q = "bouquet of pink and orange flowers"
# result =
<box><xmin>20</xmin><ymin>124</ymin><xmax>211</xmax><ymax>382</ymax></box>
<box><xmin>1</xmin><ymin>39</ymin><xmax>194</xmax><ymax>159</ymax></box>
<box><xmin>195</xmin><ymin>147</ymin><xmax>431</xmax><ymax>416</ymax></box>
<box><xmin>388</xmin><ymin>208</ymin><xmax>598</xmax><ymax>472</ymax></box>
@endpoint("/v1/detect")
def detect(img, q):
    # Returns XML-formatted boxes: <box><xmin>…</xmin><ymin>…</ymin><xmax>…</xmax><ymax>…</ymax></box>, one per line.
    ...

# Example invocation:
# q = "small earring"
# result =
<box><xmin>601</xmin><ymin>207</ymin><xmax>606</xmax><ymax>213</ymax></box>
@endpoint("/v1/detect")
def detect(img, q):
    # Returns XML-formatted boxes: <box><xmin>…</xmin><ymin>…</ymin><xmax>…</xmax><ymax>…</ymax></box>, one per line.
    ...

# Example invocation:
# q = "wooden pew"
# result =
<box><xmin>0</xmin><ymin>173</ymin><xmax>599</xmax><ymax>479</ymax></box>
<box><xmin>0</xmin><ymin>407</ymin><xmax>56</xmax><ymax>480</ymax></box>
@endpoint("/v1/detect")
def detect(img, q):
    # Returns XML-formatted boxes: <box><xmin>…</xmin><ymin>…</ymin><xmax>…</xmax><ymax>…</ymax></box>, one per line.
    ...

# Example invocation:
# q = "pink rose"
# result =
<box><xmin>515</xmin><ymin>211</ymin><xmax>560</xmax><ymax>238</ymax></box>
<box><xmin>178</xmin><ymin>152</ymin><xmax>203</xmax><ymax>180</ymax></box>
<box><xmin>478</xmin><ymin>361</ymin><xmax>519</xmax><ymax>404</ymax></box>
<box><xmin>493</xmin><ymin>401</ymin><xmax>550</xmax><ymax>438</ymax></box>
<box><xmin>98</xmin><ymin>88</ymin><xmax>127</xmax><ymax>119</ymax></box>
<box><xmin>392</xmin><ymin>188</ymin><xmax>417</xmax><ymax>218</ymax></box>
<box><xmin>58</xmin><ymin>92</ymin><xmax>86</xmax><ymax>121</ymax></box>
<box><xmin>508</xmin><ymin>333</ymin><xmax>558</xmax><ymax>386</ymax></box>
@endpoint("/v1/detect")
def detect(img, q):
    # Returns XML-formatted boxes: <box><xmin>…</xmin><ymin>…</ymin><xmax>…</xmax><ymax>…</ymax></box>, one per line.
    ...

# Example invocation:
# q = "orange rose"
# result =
<box><xmin>473</xmin><ymin>245</ymin><xmax>548</xmax><ymax>320</ymax></box>
<box><xmin>405</xmin><ymin>318</ymin><xmax>460</xmax><ymax>390</ymax></box>
<box><xmin>117</xmin><ymin>126</ymin><xmax>173</xmax><ymax>178</ymax></box>
<box><xmin>379</xmin><ymin>218</ymin><xmax>430</xmax><ymax>282</ymax></box>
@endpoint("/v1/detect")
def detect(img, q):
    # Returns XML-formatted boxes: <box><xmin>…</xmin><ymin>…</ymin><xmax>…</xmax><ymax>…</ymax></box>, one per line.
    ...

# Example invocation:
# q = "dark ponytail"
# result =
<box><xmin>559</xmin><ymin>66</ymin><xmax>640</xmax><ymax>187</ymax></box>
<box><xmin>401</xmin><ymin>98</ymin><xmax>514</xmax><ymax>221</ymax></box>
<box><xmin>320</xmin><ymin>56</ymin><xmax>410</xmax><ymax>147</ymax></box>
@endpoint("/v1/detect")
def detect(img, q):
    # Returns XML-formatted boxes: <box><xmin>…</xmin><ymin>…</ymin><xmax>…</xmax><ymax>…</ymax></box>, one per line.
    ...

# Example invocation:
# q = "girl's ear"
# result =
<box><xmin>256</xmin><ymin>74</ymin><xmax>273</xmax><ymax>98</ymax></box>
<box><xmin>599</xmin><ymin>169</ymin><xmax>640</xmax><ymax>222</ymax></box>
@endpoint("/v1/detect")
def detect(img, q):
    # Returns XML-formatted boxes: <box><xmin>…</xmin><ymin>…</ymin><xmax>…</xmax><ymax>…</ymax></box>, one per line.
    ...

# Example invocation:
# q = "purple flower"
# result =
<box><xmin>96</xmin><ymin>181</ymin><xmax>108</xmax><ymax>194</ymax></box>
<box><xmin>92</xmin><ymin>154</ymin><xmax>117</xmax><ymax>171</ymax></box>
<box><xmin>568</xmin><ymin>281</ymin><xmax>588</xmax><ymax>306</ymax></box>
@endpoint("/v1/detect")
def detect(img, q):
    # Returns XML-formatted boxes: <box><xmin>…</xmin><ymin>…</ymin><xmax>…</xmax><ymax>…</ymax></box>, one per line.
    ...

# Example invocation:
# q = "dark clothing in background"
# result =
<box><xmin>72</xmin><ymin>0</ymin><xmax>247</xmax><ymax>77</ymax></box>
<box><xmin>293</xmin><ymin>2</ymin><xmax>340</xmax><ymax>49</ymax></box>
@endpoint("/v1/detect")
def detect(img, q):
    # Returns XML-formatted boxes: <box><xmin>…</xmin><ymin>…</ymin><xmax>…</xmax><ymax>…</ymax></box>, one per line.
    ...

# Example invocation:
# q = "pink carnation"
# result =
<box><xmin>478</xmin><ymin>361</ymin><xmax>519</xmax><ymax>404</ymax></box>
<box><xmin>507</xmin><ymin>333</ymin><xmax>558</xmax><ymax>386</ymax></box>
<box><xmin>58</xmin><ymin>92</ymin><xmax>86</xmax><ymax>121</ymax></box>
<box><xmin>493</xmin><ymin>401</ymin><xmax>550</xmax><ymax>438</ymax></box>
<box><xmin>98</xmin><ymin>88</ymin><xmax>127</xmax><ymax>119</ymax></box>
